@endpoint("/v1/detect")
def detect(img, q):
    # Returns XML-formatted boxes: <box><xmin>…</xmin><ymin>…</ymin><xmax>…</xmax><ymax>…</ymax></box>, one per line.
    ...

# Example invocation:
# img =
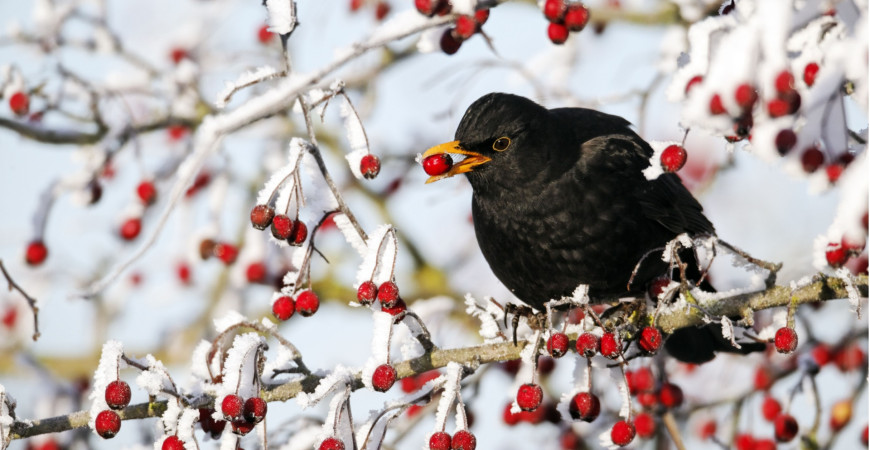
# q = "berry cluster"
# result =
<box><xmin>428</xmin><ymin>429</ymin><xmax>476</xmax><ymax>450</ymax></box>
<box><xmin>357</xmin><ymin>279</ymin><xmax>406</xmax><ymax>315</ymax></box>
<box><xmin>542</xmin><ymin>0</ymin><xmax>590</xmax><ymax>45</ymax></box>
<box><xmin>221</xmin><ymin>393</ymin><xmax>268</xmax><ymax>436</ymax></box>
<box><xmin>249</xmin><ymin>204</ymin><xmax>309</xmax><ymax>246</ymax></box>
<box><xmin>349</xmin><ymin>0</ymin><xmax>391</xmax><ymax>21</ymax></box>
<box><xmin>272</xmin><ymin>289</ymin><xmax>320</xmax><ymax>321</ymax></box>
<box><xmin>95</xmin><ymin>379</ymin><xmax>131</xmax><ymax>439</ymax></box>
<box><xmin>199</xmin><ymin>238</ymin><xmax>239</xmax><ymax>265</ymax></box>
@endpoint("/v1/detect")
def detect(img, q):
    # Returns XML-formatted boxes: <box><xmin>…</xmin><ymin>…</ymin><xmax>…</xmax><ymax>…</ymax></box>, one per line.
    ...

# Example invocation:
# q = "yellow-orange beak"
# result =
<box><xmin>422</xmin><ymin>140</ymin><xmax>491</xmax><ymax>184</ymax></box>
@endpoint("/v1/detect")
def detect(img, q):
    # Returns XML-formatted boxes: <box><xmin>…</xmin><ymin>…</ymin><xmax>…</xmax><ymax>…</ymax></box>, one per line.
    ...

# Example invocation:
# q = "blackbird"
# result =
<box><xmin>422</xmin><ymin>92</ymin><xmax>762</xmax><ymax>363</ymax></box>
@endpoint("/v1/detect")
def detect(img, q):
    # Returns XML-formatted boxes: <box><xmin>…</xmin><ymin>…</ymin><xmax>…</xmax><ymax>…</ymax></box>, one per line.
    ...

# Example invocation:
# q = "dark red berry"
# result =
<box><xmin>516</xmin><ymin>383</ymin><xmax>543</xmax><ymax>411</ymax></box>
<box><xmin>774</xmin><ymin>327</ymin><xmax>798</xmax><ymax>353</ymax></box>
<box><xmin>213</xmin><ymin>242</ymin><xmax>238</xmax><ymax>265</ymax></box>
<box><xmin>120</xmin><ymin>218</ymin><xmax>142</xmax><ymax>241</ymax></box>
<box><xmin>198</xmin><ymin>408</ymin><xmax>226</xmax><ymax>438</ymax></box>
<box><xmin>709</xmin><ymin>94</ymin><xmax>726</xmax><ymax>115</ymax></box>
<box><xmin>600</xmin><ymin>332</ymin><xmax>621</xmax><ymax>359</ymax></box>
<box><xmin>221</xmin><ymin>394</ymin><xmax>244</xmax><ymax>421</ymax></box>
<box><xmin>547</xmin><ymin>23</ymin><xmax>569</xmax><ymax>45</ymax></box>
<box><xmin>564</xmin><ymin>4</ymin><xmax>590</xmax><ymax>31</ymax></box>
<box><xmin>289</xmin><ymin>220</ymin><xmax>308</xmax><ymax>246</ymax></box>
<box><xmin>474</xmin><ymin>9</ymin><xmax>490</xmax><ymax>25</ymax></box>
<box><xmin>429</xmin><ymin>431</ymin><xmax>452</xmax><ymax>450</ymax></box>
<box><xmin>661</xmin><ymin>145</ymin><xmax>687</xmax><ymax>172</ymax></box>
<box><xmin>231</xmin><ymin>419</ymin><xmax>255</xmax><ymax>435</ymax></box>
<box><xmin>547</xmin><ymin>332</ymin><xmax>569</xmax><ymax>358</ymax></box>
<box><xmin>162</xmin><ymin>435</ymin><xmax>184</xmax><ymax>450</ymax></box>
<box><xmin>638</xmin><ymin>327</ymin><xmax>662</xmax><ymax>354</ymax></box>
<box><xmin>243</xmin><ymin>397</ymin><xmax>267</xmax><ymax>423</ymax></box>
<box><xmin>648</xmin><ymin>276</ymin><xmax>671</xmax><ymax>299</ymax></box>
<box><xmin>543</xmin><ymin>0</ymin><xmax>566</xmax><ymax>22</ymax></box>
<box><xmin>804</xmin><ymin>62</ymin><xmax>819</xmax><ymax>87</ymax></box>
<box><xmin>451</xmin><ymin>430</ymin><xmax>476</xmax><ymax>450</ymax></box>
<box><xmin>360</xmin><ymin>154</ymin><xmax>381</xmax><ymax>179</ymax></box>
<box><xmin>374</xmin><ymin>1</ymin><xmax>390</xmax><ymax>20</ymax></box>
<box><xmin>734</xmin><ymin>84</ymin><xmax>758</xmax><ymax>110</ymax></box>
<box><xmin>295</xmin><ymin>290</ymin><xmax>320</xmax><ymax>317</ymax></box>
<box><xmin>372</xmin><ymin>364</ymin><xmax>397</xmax><ymax>392</ymax></box>
<box><xmin>440</xmin><ymin>29</ymin><xmax>462</xmax><ymax>55</ymax></box>
<box><xmin>357</xmin><ymin>280</ymin><xmax>378</xmax><ymax>305</ymax></box>
<box><xmin>774</xmin><ymin>71</ymin><xmax>794</xmax><ymax>94</ymax></box>
<box><xmin>319</xmin><ymin>437</ymin><xmax>345</xmax><ymax>450</ymax></box>
<box><xmin>685</xmin><ymin>75</ymin><xmax>703</xmax><ymax>94</ymax></box>
<box><xmin>801</xmin><ymin>147</ymin><xmax>825</xmax><ymax>173</ymax></box>
<box><xmin>105</xmin><ymin>380</ymin><xmax>131</xmax><ymax>410</ymax></box>
<box><xmin>774</xmin><ymin>129</ymin><xmax>797</xmax><ymax>155</ymax></box>
<box><xmin>250</xmin><ymin>204</ymin><xmax>275</xmax><ymax>230</ymax></box>
<box><xmin>762</xmin><ymin>396</ymin><xmax>781</xmax><ymax>421</ymax></box>
<box><xmin>423</xmin><ymin>154</ymin><xmax>453</xmax><ymax>176</ymax></box>
<box><xmin>659</xmin><ymin>382</ymin><xmax>684</xmax><ymax>408</ymax></box>
<box><xmin>635</xmin><ymin>412</ymin><xmax>656</xmax><ymax>439</ymax></box>
<box><xmin>774</xmin><ymin>414</ymin><xmax>799</xmax><ymax>442</ymax></box>
<box><xmin>537</xmin><ymin>356</ymin><xmax>555</xmax><ymax>375</ymax></box>
<box><xmin>272</xmin><ymin>295</ymin><xmax>295</xmax><ymax>320</ymax></box>
<box><xmin>9</xmin><ymin>92</ymin><xmax>30</xmax><ymax>116</ymax></box>
<box><xmin>783</xmin><ymin>90</ymin><xmax>802</xmax><ymax>114</ymax></box>
<box><xmin>25</xmin><ymin>240</ymin><xmax>48</xmax><ymax>266</ymax></box>
<box><xmin>95</xmin><ymin>410</ymin><xmax>121</xmax><ymax>439</ymax></box>
<box><xmin>377</xmin><ymin>281</ymin><xmax>399</xmax><ymax>308</ymax></box>
<box><xmin>271</xmin><ymin>214</ymin><xmax>293</xmax><ymax>240</ymax></box>
<box><xmin>246</xmin><ymin>262</ymin><xmax>267</xmax><ymax>283</ymax></box>
<box><xmin>136</xmin><ymin>180</ymin><xmax>157</xmax><ymax>205</ymax></box>
<box><xmin>576</xmin><ymin>332</ymin><xmax>600</xmax><ymax>357</ymax></box>
<box><xmin>381</xmin><ymin>297</ymin><xmax>407</xmax><ymax>315</ymax></box>
<box><xmin>568</xmin><ymin>392</ymin><xmax>600</xmax><ymax>422</ymax></box>
<box><xmin>611</xmin><ymin>420</ymin><xmax>636</xmax><ymax>446</ymax></box>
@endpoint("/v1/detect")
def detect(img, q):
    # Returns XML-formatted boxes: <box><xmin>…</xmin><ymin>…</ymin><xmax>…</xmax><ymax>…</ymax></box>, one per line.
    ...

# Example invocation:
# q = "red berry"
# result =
<box><xmin>95</xmin><ymin>410</ymin><xmax>121</xmax><ymax>439</ymax></box>
<box><xmin>754</xmin><ymin>366</ymin><xmax>772</xmax><ymax>391</ymax></box>
<box><xmin>289</xmin><ymin>220</ymin><xmax>308</xmax><ymax>246</ymax></box>
<box><xmin>775</xmin><ymin>70</ymin><xmax>794</xmax><ymax>94</ymax></box>
<box><xmin>250</xmin><ymin>204</ymin><xmax>275</xmax><ymax>230</ymax></box>
<box><xmin>243</xmin><ymin>397</ymin><xmax>267</xmax><ymax>423</ymax></box>
<box><xmin>357</xmin><ymin>280</ymin><xmax>378</xmax><ymax>305</ymax></box>
<box><xmin>372</xmin><ymin>364</ymin><xmax>397</xmax><ymax>392</ymax></box>
<box><xmin>564</xmin><ymin>4</ymin><xmax>590</xmax><ymax>31</ymax></box>
<box><xmin>295</xmin><ymin>290</ymin><xmax>320</xmax><ymax>317</ymax></box>
<box><xmin>698</xmin><ymin>420</ymin><xmax>717</xmax><ymax>439</ymax></box>
<box><xmin>826</xmin><ymin>163</ymin><xmax>844</xmax><ymax>183</ymax></box>
<box><xmin>451</xmin><ymin>430</ymin><xmax>476</xmax><ymax>450</ymax></box>
<box><xmin>543</xmin><ymin>0</ymin><xmax>566</xmax><ymax>22</ymax></box>
<box><xmin>221</xmin><ymin>394</ymin><xmax>244</xmax><ymax>421</ymax></box>
<box><xmin>429</xmin><ymin>431</ymin><xmax>452</xmax><ymax>450</ymax></box>
<box><xmin>783</xmin><ymin>90</ymin><xmax>802</xmax><ymax>114</ymax></box>
<box><xmin>762</xmin><ymin>396</ymin><xmax>782</xmax><ymax>421</ymax></box>
<box><xmin>774</xmin><ymin>129</ymin><xmax>797</xmax><ymax>155</ymax></box>
<box><xmin>474</xmin><ymin>9</ymin><xmax>490</xmax><ymax>25</ymax></box>
<box><xmin>516</xmin><ymin>383</ymin><xmax>543</xmax><ymax>411</ymax></box>
<box><xmin>774</xmin><ymin>327</ymin><xmax>798</xmax><ymax>353</ymax></box>
<box><xmin>767</xmin><ymin>98</ymin><xmax>790</xmax><ymax>117</ymax></box>
<box><xmin>440</xmin><ymin>29</ymin><xmax>462</xmax><ymax>55</ymax></box>
<box><xmin>660</xmin><ymin>145</ymin><xmax>687</xmax><ymax>172</ymax></box>
<box><xmin>647</xmin><ymin>276</ymin><xmax>671</xmax><ymax>299</ymax></box>
<box><xmin>862</xmin><ymin>424</ymin><xmax>868</xmax><ymax>445</ymax></box>
<box><xmin>547</xmin><ymin>332</ymin><xmax>570</xmax><ymax>358</ymax></box>
<box><xmin>272</xmin><ymin>295</ymin><xmax>295</xmax><ymax>320</ymax></box>
<box><xmin>319</xmin><ymin>437</ymin><xmax>345</xmax><ymax>450</ymax></box>
<box><xmin>170</xmin><ymin>48</ymin><xmax>188</xmax><ymax>64</ymax></box>
<box><xmin>754</xmin><ymin>438</ymin><xmax>777</xmax><ymax>450</ymax></box>
<box><xmin>168</xmin><ymin>124</ymin><xmax>188</xmax><ymax>141</ymax></box>
<box><xmin>25</xmin><ymin>240</ymin><xmax>48</xmax><ymax>266</ymax></box>
<box><xmin>258</xmin><ymin>24</ymin><xmax>273</xmax><ymax>43</ymax></box>
<box><xmin>568</xmin><ymin>392</ymin><xmax>600</xmax><ymax>422</ymax></box>
<box><xmin>231</xmin><ymin>419</ymin><xmax>255</xmax><ymax>435</ymax></box>
<box><xmin>634</xmin><ymin>412</ymin><xmax>656</xmax><ymax>439</ymax></box>
<box><xmin>576</xmin><ymin>332</ymin><xmax>600</xmax><ymax>357</ymax></box>
<box><xmin>804</xmin><ymin>62</ymin><xmax>819</xmax><ymax>87</ymax></box>
<box><xmin>454</xmin><ymin>15</ymin><xmax>477</xmax><ymax>39</ymax></box>
<box><xmin>136</xmin><ymin>180</ymin><xmax>157</xmax><ymax>205</ymax></box>
<box><xmin>709</xmin><ymin>94</ymin><xmax>726</xmax><ymax>115</ymax></box>
<box><xmin>735</xmin><ymin>433</ymin><xmax>755</xmax><ymax>450</ymax></box>
<box><xmin>381</xmin><ymin>297</ymin><xmax>407</xmax><ymax>315</ymax></box>
<box><xmin>377</xmin><ymin>281</ymin><xmax>399</xmax><ymax>308</ymax></box>
<box><xmin>826</xmin><ymin>243</ymin><xmax>849</xmax><ymax>267</ymax></box>
<box><xmin>685</xmin><ymin>75</ymin><xmax>703</xmax><ymax>94</ymax></box>
<box><xmin>9</xmin><ymin>92</ymin><xmax>30</xmax><ymax>116</ymax></box>
<box><xmin>375</xmin><ymin>1</ymin><xmax>390</xmax><ymax>20</ymax></box>
<box><xmin>271</xmin><ymin>214</ymin><xmax>293</xmax><ymax>240</ymax></box>
<box><xmin>360</xmin><ymin>154</ymin><xmax>381</xmax><ymax>179</ymax></box>
<box><xmin>774</xmin><ymin>414</ymin><xmax>799</xmax><ymax>442</ymax></box>
<box><xmin>213</xmin><ymin>242</ymin><xmax>238</xmax><ymax>265</ymax></box>
<box><xmin>659</xmin><ymin>382</ymin><xmax>684</xmax><ymax>408</ymax></box>
<box><xmin>415</xmin><ymin>0</ymin><xmax>437</xmax><ymax>16</ymax></box>
<box><xmin>637</xmin><ymin>327</ymin><xmax>662</xmax><ymax>354</ymax></box>
<box><xmin>834</xmin><ymin>344</ymin><xmax>865</xmax><ymax>371</ymax></box>
<box><xmin>812</xmin><ymin>344</ymin><xmax>832</xmax><ymax>366</ymax></box>
<box><xmin>611</xmin><ymin>420</ymin><xmax>636</xmax><ymax>446</ymax></box>
<box><xmin>600</xmin><ymin>332</ymin><xmax>621</xmax><ymax>359</ymax></box>
<box><xmin>734</xmin><ymin>84</ymin><xmax>758</xmax><ymax>110</ymax></box>
<box><xmin>502</xmin><ymin>402</ymin><xmax>520</xmax><ymax>425</ymax></box>
<box><xmin>246</xmin><ymin>262</ymin><xmax>267</xmax><ymax>283</ymax></box>
<box><xmin>801</xmin><ymin>147</ymin><xmax>825</xmax><ymax>173</ymax></box>
<box><xmin>628</xmin><ymin>367</ymin><xmax>654</xmax><ymax>393</ymax></box>
<box><xmin>162</xmin><ymin>435</ymin><xmax>184</xmax><ymax>450</ymax></box>
<box><xmin>423</xmin><ymin>154</ymin><xmax>453</xmax><ymax>176</ymax></box>
<box><xmin>198</xmin><ymin>408</ymin><xmax>226</xmax><ymax>438</ymax></box>
<box><xmin>105</xmin><ymin>380</ymin><xmax>132</xmax><ymax>410</ymax></box>
<box><xmin>637</xmin><ymin>391</ymin><xmax>658</xmax><ymax>408</ymax></box>
<box><xmin>547</xmin><ymin>23</ymin><xmax>569</xmax><ymax>45</ymax></box>
<box><xmin>120</xmin><ymin>218</ymin><xmax>142</xmax><ymax>241</ymax></box>
<box><xmin>350</xmin><ymin>0</ymin><xmax>363</xmax><ymax>11</ymax></box>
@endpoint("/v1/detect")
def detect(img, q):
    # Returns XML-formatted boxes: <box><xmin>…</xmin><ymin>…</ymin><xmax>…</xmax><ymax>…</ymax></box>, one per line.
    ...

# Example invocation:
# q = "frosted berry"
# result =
<box><xmin>120</xmin><ymin>218</ymin><xmax>142</xmax><ymax>241</ymax></box>
<box><xmin>454</xmin><ymin>15</ymin><xmax>478</xmax><ymax>40</ymax></box>
<box><xmin>709</xmin><ymin>94</ymin><xmax>726</xmax><ymax>115</ymax></box>
<box><xmin>804</xmin><ymin>62</ymin><xmax>819</xmax><ymax>87</ymax></box>
<box><xmin>774</xmin><ymin>413</ymin><xmax>799</xmax><ymax>442</ymax></box>
<box><xmin>611</xmin><ymin>420</ymin><xmax>636</xmax><ymax>446</ymax></box>
<box><xmin>547</xmin><ymin>23</ymin><xmax>569</xmax><ymax>45</ymax></box>
<box><xmin>516</xmin><ymin>383</ymin><xmax>543</xmax><ymax>411</ymax></box>
<box><xmin>136</xmin><ymin>180</ymin><xmax>157</xmax><ymax>205</ymax></box>
<box><xmin>440</xmin><ymin>29</ymin><xmax>462</xmax><ymax>55</ymax></box>
<box><xmin>377</xmin><ymin>281</ymin><xmax>400</xmax><ymax>308</ymax></box>
<box><xmin>429</xmin><ymin>431</ymin><xmax>452</xmax><ymax>450</ymax></box>
<box><xmin>659</xmin><ymin>382</ymin><xmax>684</xmax><ymax>408</ymax></box>
<box><xmin>357</xmin><ymin>280</ymin><xmax>378</xmax><ymax>305</ymax></box>
<box><xmin>451</xmin><ymin>430</ymin><xmax>476</xmax><ymax>450</ymax></box>
<box><xmin>767</xmin><ymin>98</ymin><xmax>790</xmax><ymax>117</ymax></box>
<box><xmin>762</xmin><ymin>396</ymin><xmax>781</xmax><ymax>421</ymax></box>
<box><xmin>360</xmin><ymin>154</ymin><xmax>381</xmax><ymax>179</ymax></box>
<box><xmin>295</xmin><ymin>290</ymin><xmax>320</xmax><ymax>317</ymax></box>
<box><xmin>243</xmin><ymin>396</ymin><xmax>267</xmax><ymax>423</ymax></box>
<box><xmin>546</xmin><ymin>332</ymin><xmax>569</xmax><ymax>358</ymax></box>
<box><xmin>734</xmin><ymin>84</ymin><xmax>758</xmax><ymax>110</ymax></box>
<box><xmin>826</xmin><ymin>243</ymin><xmax>849</xmax><ymax>267</ymax></box>
<box><xmin>213</xmin><ymin>242</ymin><xmax>238</xmax><ymax>265</ymax></box>
<box><xmin>25</xmin><ymin>240</ymin><xmax>48</xmax><ymax>266</ymax></box>
<box><xmin>648</xmin><ymin>276</ymin><xmax>671</xmax><ymax>299</ymax></box>
<box><xmin>162</xmin><ymin>436</ymin><xmax>184</xmax><ymax>450</ymax></box>
<box><xmin>543</xmin><ymin>0</ymin><xmax>566</xmax><ymax>22</ymax></box>
<box><xmin>634</xmin><ymin>412</ymin><xmax>656</xmax><ymax>439</ymax></box>
<box><xmin>289</xmin><ymin>220</ymin><xmax>308</xmax><ymax>246</ymax></box>
<box><xmin>9</xmin><ymin>92</ymin><xmax>29</xmax><ymax>116</ymax></box>
<box><xmin>105</xmin><ymin>380</ymin><xmax>132</xmax><ymax>410</ymax></box>
<box><xmin>423</xmin><ymin>154</ymin><xmax>453</xmax><ymax>176</ymax></box>
<box><xmin>638</xmin><ymin>326</ymin><xmax>662</xmax><ymax>354</ymax></box>
<box><xmin>250</xmin><ymin>204</ymin><xmax>275</xmax><ymax>230</ymax></box>
<box><xmin>774</xmin><ymin>70</ymin><xmax>794</xmax><ymax>94</ymax></box>
<box><xmin>372</xmin><ymin>364</ymin><xmax>397</xmax><ymax>392</ymax></box>
<box><xmin>221</xmin><ymin>394</ymin><xmax>244</xmax><ymax>421</ymax></box>
<box><xmin>801</xmin><ymin>147</ymin><xmax>824</xmax><ymax>173</ymax></box>
<box><xmin>568</xmin><ymin>392</ymin><xmax>600</xmax><ymax>422</ymax></box>
<box><xmin>600</xmin><ymin>332</ymin><xmax>621</xmax><ymax>359</ymax></box>
<box><xmin>564</xmin><ymin>4</ymin><xmax>590</xmax><ymax>31</ymax></box>
<box><xmin>271</xmin><ymin>214</ymin><xmax>293</xmax><ymax>240</ymax></box>
<box><xmin>272</xmin><ymin>295</ymin><xmax>295</xmax><ymax>320</ymax></box>
<box><xmin>246</xmin><ymin>262</ymin><xmax>267</xmax><ymax>283</ymax></box>
<box><xmin>95</xmin><ymin>409</ymin><xmax>121</xmax><ymax>438</ymax></box>
<box><xmin>381</xmin><ymin>297</ymin><xmax>407</xmax><ymax>315</ymax></box>
<box><xmin>375</xmin><ymin>1</ymin><xmax>390</xmax><ymax>20</ymax></box>
<box><xmin>685</xmin><ymin>75</ymin><xmax>703</xmax><ymax>94</ymax></box>
<box><xmin>319</xmin><ymin>437</ymin><xmax>345</xmax><ymax>450</ymax></box>
<box><xmin>576</xmin><ymin>332</ymin><xmax>600</xmax><ymax>357</ymax></box>
<box><xmin>774</xmin><ymin>327</ymin><xmax>798</xmax><ymax>353</ymax></box>
<box><xmin>231</xmin><ymin>419</ymin><xmax>255</xmax><ymax>435</ymax></box>
<box><xmin>660</xmin><ymin>144</ymin><xmax>687</xmax><ymax>172</ymax></box>
<box><xmin>774</xmin><ymin>129</ymin><xmax>797</xmax><ymax>155</ymax></box>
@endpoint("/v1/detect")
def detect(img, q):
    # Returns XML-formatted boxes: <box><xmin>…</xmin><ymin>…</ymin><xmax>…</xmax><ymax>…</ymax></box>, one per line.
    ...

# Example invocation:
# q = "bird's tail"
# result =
<box><xmin>664</xmin><ymin>322</ymin><xmax>766</xmax><ymax>364</ymax></box>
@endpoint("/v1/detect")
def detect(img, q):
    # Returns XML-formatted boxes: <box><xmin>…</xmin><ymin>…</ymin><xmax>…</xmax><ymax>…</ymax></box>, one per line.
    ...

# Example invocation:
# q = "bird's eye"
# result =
<box><xmin>492</xmin><ymin>137</ymin><xmax>511</xmax><ymax>152</ymax></box>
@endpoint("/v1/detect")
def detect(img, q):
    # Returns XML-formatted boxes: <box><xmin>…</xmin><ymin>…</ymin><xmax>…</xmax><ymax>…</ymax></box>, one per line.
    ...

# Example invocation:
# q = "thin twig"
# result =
<box><xmin>0</xmin><ymin>260</ymin><xmax>40</xmax><ymax>341</ymax></box>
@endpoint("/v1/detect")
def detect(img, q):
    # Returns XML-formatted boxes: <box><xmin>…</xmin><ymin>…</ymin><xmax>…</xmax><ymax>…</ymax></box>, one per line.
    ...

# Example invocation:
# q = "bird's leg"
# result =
<box><xmin>504</xmin><ymin>304</ymin><xmax>538</xmax><ymax>346</ymax></box>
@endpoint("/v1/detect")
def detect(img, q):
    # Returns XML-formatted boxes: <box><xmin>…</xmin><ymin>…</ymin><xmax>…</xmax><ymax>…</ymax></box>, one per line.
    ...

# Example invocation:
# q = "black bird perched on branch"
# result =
<box><xmin>422</xmin><ymin>92</ymin><xmax>763</xmax><ymax>363</ymax></box>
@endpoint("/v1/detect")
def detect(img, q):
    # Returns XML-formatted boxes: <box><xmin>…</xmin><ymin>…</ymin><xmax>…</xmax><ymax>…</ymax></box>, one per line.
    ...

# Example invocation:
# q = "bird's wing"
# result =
<box><xmin>637</xmin><ymin>170</ymin><xmax>715</xmax><ymax>236</ymax></box>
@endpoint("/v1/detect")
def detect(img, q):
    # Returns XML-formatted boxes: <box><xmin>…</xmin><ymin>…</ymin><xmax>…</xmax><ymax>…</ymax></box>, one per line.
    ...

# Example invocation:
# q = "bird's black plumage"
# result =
<box><xmin>425</xmin><ymin>92</ymin><xmax>762</xmax><ymax>363</ymax></box>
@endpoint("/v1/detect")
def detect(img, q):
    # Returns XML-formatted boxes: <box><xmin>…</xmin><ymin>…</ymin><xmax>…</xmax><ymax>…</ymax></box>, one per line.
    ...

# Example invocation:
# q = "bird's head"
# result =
<box><xmin>422</xmin><ymin>93</ymin><xmax>562</xmax><ymax>192</ymax></box>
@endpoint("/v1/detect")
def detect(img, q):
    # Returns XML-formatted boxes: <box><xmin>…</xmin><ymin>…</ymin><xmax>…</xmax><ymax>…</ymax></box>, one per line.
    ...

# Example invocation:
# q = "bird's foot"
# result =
<box><xmin>504</xmin><ymin>303</ymin><xmax>546</xmax><ymax>346</ymax></box>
